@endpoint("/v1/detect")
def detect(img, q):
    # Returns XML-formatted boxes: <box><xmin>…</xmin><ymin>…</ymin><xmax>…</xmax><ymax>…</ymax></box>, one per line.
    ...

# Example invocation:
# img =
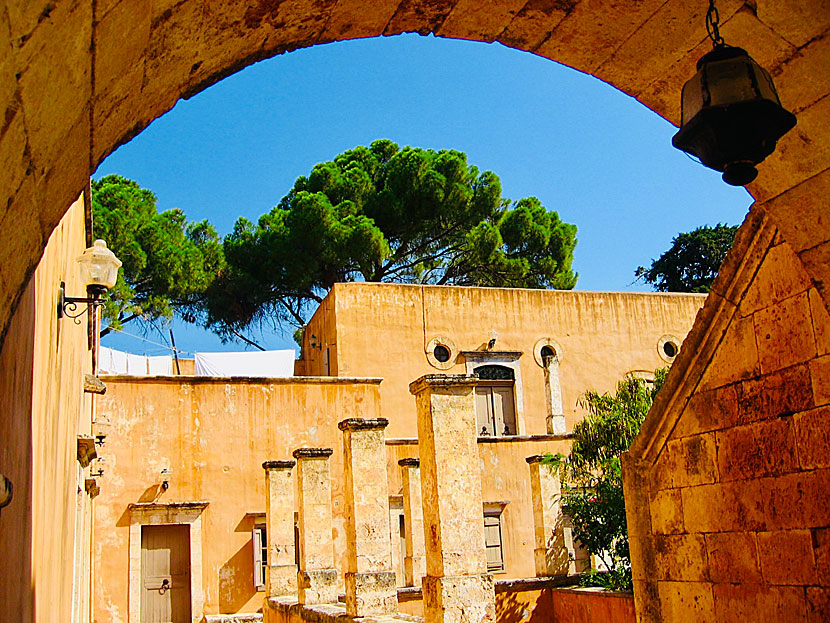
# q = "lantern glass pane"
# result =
<box><xmin>76</xmin><ymin>240</ymin><xmax>121</xmax><ymax>290</ymax></box>
<box><xmin>705</xmin><ymin>57</ymin><xmax>758</xmax><ymax>107</ymax></box>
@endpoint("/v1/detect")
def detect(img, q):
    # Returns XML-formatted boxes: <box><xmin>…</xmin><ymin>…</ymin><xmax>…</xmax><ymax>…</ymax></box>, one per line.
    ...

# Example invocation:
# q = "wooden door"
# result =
<box><xmin>475</xmin><ymin>382</ymin><xmax>517</xmax><ymax>436</ymax></box>
<box><xmin>141</xmin><ymin>524</ymin><xmax>191</xmax><ymax>623</ymax></box>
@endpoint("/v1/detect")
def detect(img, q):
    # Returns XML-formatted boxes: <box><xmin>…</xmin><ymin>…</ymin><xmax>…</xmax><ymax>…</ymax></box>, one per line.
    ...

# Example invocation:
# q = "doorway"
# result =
<box><xmin>141</xmin><ymin>525</ymin><xmax>192</xmax><ymax>623</ymax></box>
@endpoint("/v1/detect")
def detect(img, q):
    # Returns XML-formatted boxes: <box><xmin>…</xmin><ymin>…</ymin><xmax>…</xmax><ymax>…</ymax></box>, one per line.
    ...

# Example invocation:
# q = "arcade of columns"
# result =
<box><xmin>261</xmin><ymin>374</ymin><xmax>578</xmax><ymax>623</ymax></box>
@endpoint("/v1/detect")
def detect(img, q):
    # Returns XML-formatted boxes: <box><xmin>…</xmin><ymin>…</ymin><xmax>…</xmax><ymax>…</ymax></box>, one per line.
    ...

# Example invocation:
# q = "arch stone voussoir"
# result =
<box><xmin>0</xmin><ymin>0</ymin><xmax>829</xmax><ymax>347</ymax></box>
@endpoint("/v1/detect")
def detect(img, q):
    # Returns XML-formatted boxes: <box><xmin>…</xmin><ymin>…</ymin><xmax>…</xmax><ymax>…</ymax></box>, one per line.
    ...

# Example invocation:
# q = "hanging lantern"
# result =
<box><xmin>671</xmin><ymin>2</ymin><xmax>796</xmax><ymax>186</ymax></box>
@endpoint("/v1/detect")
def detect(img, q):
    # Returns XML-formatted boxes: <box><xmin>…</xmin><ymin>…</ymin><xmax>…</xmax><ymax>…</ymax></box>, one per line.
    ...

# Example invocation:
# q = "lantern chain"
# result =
<box><xmin>706</xmin><ymin>0</ymin><xmax>725</xmax><ymax>47</ymax></box>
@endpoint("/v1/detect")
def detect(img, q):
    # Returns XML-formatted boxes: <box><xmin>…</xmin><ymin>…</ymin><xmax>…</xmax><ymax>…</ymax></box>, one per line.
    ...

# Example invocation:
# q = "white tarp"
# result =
<box><xmin>99</xmin><ymin>346</ymin><xmax>173</xmax><ymax>376</ymax></box>
<box><xmin>193</xmin><ymin>350</ymin><xmax>295</xmax><ymax>377</ymax></box>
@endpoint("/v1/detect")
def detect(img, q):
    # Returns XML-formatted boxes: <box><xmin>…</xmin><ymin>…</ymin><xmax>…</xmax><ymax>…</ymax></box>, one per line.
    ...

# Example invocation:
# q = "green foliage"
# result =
<box><xmin>92</xmin><ymin>175</ymin><xmax>225</xmax><ymax>335</ymax></box>
<box><xmin>205</xmin><ymin>140</ymin><xmax>578</xmax><ymax>334</ymax></box>
<box><xmin>546</xmin><ymin>370</ymin><xmax>668</xmax><ymax>590</ymax></box>
<box><xmin>635</xmin><ymin>223</ymin><xmax>738</xmax><ymax>293</ymax></box>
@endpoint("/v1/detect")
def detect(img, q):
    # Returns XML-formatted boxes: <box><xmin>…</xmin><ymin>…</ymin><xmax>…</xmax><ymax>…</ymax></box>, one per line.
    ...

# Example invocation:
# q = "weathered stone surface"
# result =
<box><xmin>794</xmin><ymin>406</ymin><xmax>830</xmax><ymax>470</ymax></box>
<box><xmin>422</xmin><ymin>574</ymin><xmax>496</xmax><ymax>623</ymax></box>
<box><xmin>712</xmin><ymin>583</ymin><xmax>807</xmax><ymax>622</ymax></box>
<box><xmin>672</xmin><ymin>384</ymin><xmax>740</xmax><ymax>438</ymax></box>
<box><xmin>649</xmin><ymin>488</ymin><xmax>684</xmax><ymax>536</ymax></box>
<box><xmin>754</xmin><ymin>291</ymin><xmax>818</xmax><ymax>374</ymax></box>
<box><xmin>412</xmin><ymin>374</ymin><xmax>487</xmax><ymax>578</ymax></box>
<box><xmin>704</xmin><ymin>532</ymin><xmax>761</xmax><ymax>584</ymax></box>
<box><xmin>700</xmin><ymin>314</ymin><xmax>759</xmax><ymax>390</ymax></box>
<box><xmin>343</xmin><ymin>571</ymin><xmax>398</xmax><ymax>617</ymax></box>
<box><xmin>741</xmin><ymin>242</ymin><xmax>813</xmax><ymax>316</ymax></box>
<box><xmin>807</xmin><ymin>587</ymin><xmax>830</xmax><ymax>623</ymax></box>
<box><xmin>757</xmin><ymin>529</ymin><xmax>817</xmax><ymax>586</ymax></box>
<box><xmin>438</xmin><ymin>0</ymin><xmax>525</xmax><ymax>43</ymax></box>
<box><xmin>716</xmin><ymin>417</ymin><xmax>800</xmax><ymax>481</ymax></box>
<box><xmin>295</xmin><ymin>449</ymin><xmax>337</xmax><ymax>604</ymax></box>
<box><xmin>756</xmin><ymin>0</ymin><xmax>830</xmax><ymax>48</ymax></box>
<box><xmin>340</xmin><ymin>418</ymin><xmax>396</xmax><ymax>616</ymax></box>
<box><xmin>653</xmin><ymin>534</ymin><xmax>708</xmax><ymax>582</ymax></box>
<box><xmin>656</xmin><ymin>581</ymin><xmax>714</xmax><ymax>622</ymax></box>
<box><xmin>737</xmin><ymin>363</ymin><xmax>814</xmax><ymax>423</ymax></box>
<box><xmin>264</xmin><ymin>460</ymin><xmax>297</xmax><ymax>596</ymax></box>
<box><xmin>811</xmin><ymin>355</ymin><xmax>830</xmax><ymax>406</ymax></box>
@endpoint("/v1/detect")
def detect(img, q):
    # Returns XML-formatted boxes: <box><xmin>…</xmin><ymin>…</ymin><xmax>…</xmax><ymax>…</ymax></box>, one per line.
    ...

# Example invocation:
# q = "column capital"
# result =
<box><xmin>409</xmin><ymin>374</ymin><xmax>477</xmax><ymax>395</ymax></box>
<box><xmin>292</xmin><ymin>447</ymin><xmax>333</xmax><ymax>459</ymax></box>
<box><xmin>398</xmin><ymin>457</ymin><xmax>420</xmax><ymax>468</ymax></box>
<box><xmin>338</xmin><ymin>417</ymin><xmax>389</xmax><ymax>431</ymax></box>
<box><xmin>263</xmin><ymin>460</ymin><xmax>296</xmax><ymax>470</ymax></box>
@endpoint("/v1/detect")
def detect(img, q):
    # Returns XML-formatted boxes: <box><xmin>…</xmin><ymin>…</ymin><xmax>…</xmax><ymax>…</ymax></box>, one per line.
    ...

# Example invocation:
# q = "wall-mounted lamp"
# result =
<box><xmin>487</xmin><ymin>330</ymin><xmax>498</xmax><ymax>350</ymax></box>
<box><xmin>90</xmin><ymin>457</ymin><xmax>106</xmax><ymax>478</ymax></box>
<box><xmin>93</xmin><ymin>415</ymin><xmax>111</xmax><ymax>447</ymax></box>
<box><xmin>309</xmin><ymin>334</ymin><xmax>322</xmax><ymax>350</ymax></box>
<box><xmin>0</xmin><ymin>473</ymin><xmax>12</xmax><ymax>515</ymax></box>
<box><xmin>160</xmin><ymin>467</ymin><xmax>172</xmax><ymax>491</ymax></box>
<box><xmin>671</xmin><ymin>0</ymin><xmax>796</xmax><ymax>186</ymax></box>
<box><xmin>58</xmin><ymin>240</ymin><xmax>122</xmax><ymax>323</ymax></box>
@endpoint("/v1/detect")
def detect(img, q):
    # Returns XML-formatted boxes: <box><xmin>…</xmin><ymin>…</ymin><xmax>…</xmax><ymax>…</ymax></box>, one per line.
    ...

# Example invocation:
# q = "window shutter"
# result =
<box><xmin>253</xmin><ymin>527</ymin><xmax>264</xmax><ymax>589</ymax></box>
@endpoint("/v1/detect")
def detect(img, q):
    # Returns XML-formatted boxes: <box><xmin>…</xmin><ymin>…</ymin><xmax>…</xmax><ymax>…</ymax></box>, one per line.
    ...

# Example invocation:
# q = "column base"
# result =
<box><xmin>404</xmin><ymin>556</ymin><xmax>425</xmax><ymax>587</ymax></box>
<box><xmin>422</xmin><ymin>574</ymin><xmax>496</xmax><ymax>623</ymax></box>
<box><xmin>344</xmin><ymin>570</ymin><xmax>398</xmax><ymax>616</ymax></box>
<box><xmin>298</xmin><ymin>568</ymin><xmax>339</xmax><ymax>605</ymax></box>
<box><xmin>267</xmin><ymin>564</ymin><xmax>298</xmax><ymax>596</ymax></box>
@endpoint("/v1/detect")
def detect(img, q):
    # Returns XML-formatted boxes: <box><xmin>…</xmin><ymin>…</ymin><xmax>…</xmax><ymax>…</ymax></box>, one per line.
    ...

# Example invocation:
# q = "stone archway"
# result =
<box><xmin>1</xmin><ymin>0</ymin><xmax>828</xmax><ymax>346</ymax></box>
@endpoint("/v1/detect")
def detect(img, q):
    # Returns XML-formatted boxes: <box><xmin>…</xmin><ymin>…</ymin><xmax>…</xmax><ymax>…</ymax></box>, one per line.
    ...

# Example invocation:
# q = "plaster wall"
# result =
<box><xmin>303</xmin><ymin>283</ymin><xmax>705</xmax><ymax>437</ymax></box>
<box><xmin>624</xmin><ymin>206</ymin><xmax>830</xmax><ymax>622</ymax></box>
<box><xmin>92</xmin><ymin>377</ymin><xmax>381</xmax><ymax>622</ymax></box>
<box><xmin>0</xmin><ymin>193</ymin><xmax>94</xmax><ymax>623</ymax></box>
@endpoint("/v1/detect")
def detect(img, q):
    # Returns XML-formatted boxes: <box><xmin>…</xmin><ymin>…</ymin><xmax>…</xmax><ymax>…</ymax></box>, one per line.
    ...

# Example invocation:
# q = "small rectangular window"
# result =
<box><xmin>253</xmin><ymin>524</ymin><xmax>267</xmax><ymax>591</ymax></box>
<box><xmin>483</xmin><ymin>513</ymin><xmax>505</xmax><ymax>573</ymax></box>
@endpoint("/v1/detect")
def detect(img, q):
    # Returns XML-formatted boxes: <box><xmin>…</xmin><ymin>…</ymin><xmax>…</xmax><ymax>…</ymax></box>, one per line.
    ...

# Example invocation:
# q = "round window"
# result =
<box><xmin>658</xmin><ymin>335</ymin><xmax>681</xmax><ymax>363</ymax></box>
<box><xmin>540</xmin><ymin>345</ymin><xmax>556</xmax><ymax>360</ymax></box>
<box><xmin>433</xmin><ymin>344</ymin><xmax>450</xmax><ymax>362</ymax></box>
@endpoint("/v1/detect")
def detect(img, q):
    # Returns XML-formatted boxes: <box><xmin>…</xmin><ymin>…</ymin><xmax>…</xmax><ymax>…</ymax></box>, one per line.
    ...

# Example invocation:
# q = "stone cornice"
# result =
<box><xmin>263</xmin><ymin>460</ymin><xmax>296</xmax><ymax>470</ymax></box>
<box><xmin>292</xmin><ymin>448</ymin><xmax>333</xmax><ymax>459</ymax></box>
<box><xmin>337</xmin><ymin>417</ymin><xmax>389</xmax><ymax>431</ymax></box>
<box><xmin>408</xmin><ymin>374</ymin><xmax>477</xmax><ymax>395</ymax></box>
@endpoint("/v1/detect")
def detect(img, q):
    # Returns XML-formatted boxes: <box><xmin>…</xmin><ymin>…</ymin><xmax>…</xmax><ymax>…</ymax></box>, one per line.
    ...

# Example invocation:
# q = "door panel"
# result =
<box><xmin>141</xmin><ymin>524</ymin><xmax>191</xmax><ymax>623</ymax></box>
<box><xmin>475</xmin><ymin>383</ymin><xmax>516</xmax><ymax>436</ymax></box>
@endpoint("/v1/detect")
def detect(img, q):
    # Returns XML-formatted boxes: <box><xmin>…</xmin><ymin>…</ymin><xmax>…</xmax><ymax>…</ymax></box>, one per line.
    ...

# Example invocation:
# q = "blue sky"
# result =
<box><xmin>94</xmin><ymin>33</ymin><xmax>752</xmax><ymax>356</ymax></box>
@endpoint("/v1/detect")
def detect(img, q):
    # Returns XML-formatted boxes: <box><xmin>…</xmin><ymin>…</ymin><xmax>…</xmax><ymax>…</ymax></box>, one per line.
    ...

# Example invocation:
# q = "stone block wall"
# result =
<box><xmin>624</xmin><ymin>206</ymin><xmax>830</xmax><ymax>622</ymax></box>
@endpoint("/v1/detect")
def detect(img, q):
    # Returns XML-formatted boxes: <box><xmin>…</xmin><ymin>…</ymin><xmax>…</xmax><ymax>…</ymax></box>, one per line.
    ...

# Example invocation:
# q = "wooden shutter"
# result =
<box><xmin>253</xmin><ymin>526</ymin><xmax>265</xmax><ymax>590</ymax></box>
<box><xmin>483</xmin><ymin>514</ymin><xmax>504</xmax><ymax>572</ymax></box>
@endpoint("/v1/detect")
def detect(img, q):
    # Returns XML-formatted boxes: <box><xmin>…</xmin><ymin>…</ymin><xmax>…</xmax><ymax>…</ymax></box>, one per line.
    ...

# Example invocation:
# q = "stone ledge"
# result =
<box><xmin>205</xmin><ymin>614</ymin><xmax>263</xmax><ymax>623</ymax></box>
<box><xmin>398</xmin><ymin>458</ymin><xmax>420</xmax><ymax>467</ymax></box>
<box><xmin>338</xmin><ymin>417</ymin><xmax>389</xmax><ymax>431</ymax></box>
<box><xmin>408</xmin><ymin>374</ymin><xmax>477</xmax><ymax>395</ymax></box>
<box><xmin>395</xmin><ymin>574</ymin><xmax>583</xmax><ymax>600</ymax></box>
<box><xmin>293</xmin><ymin>448</ymin><xmax>334</xmax><ymax>459</ymax></box>
<box><xmin>263</xmin><ymin>460</ymin><xmax>296</xmax><ymax>470</ymax></box>
<box><xmin>267</xmin><ymin>596</ymin><xmax>423</xmax><ymax>623</ymax></box>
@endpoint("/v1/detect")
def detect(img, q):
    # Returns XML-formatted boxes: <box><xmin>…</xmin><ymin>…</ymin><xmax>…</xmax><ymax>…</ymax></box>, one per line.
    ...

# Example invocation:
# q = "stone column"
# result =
<box><xmin>544</xmin><ymin>357</ymin><xmax>567</xmax><ymax>435</ymax></box>
<box><xmin>339</xmin><ymin>418</ymin><xmax>398</xmax><ymax>616</ymax></box>
<box><xmin>399</xmin><ymin>457</ymin><xmax>426</xmax><ymax>588</ymax></box>
<box><xmin>526</xmin><ymin>455</ymin><xmax>568</xmax><ymax>576</ymax></box>
<box><xmin>262</xmin><ymin>460</ymin><xmax>297</xmax><ymax>596</ymax></box>
<box><xmin>293</xmin><ymin>448</ymin><xmax>338</xmax><ymax>604</ymax></box>
<box><xmin>409</xmin><ymin>374</ymin><xmax>496</xmax><ymax>623</ymax></box>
